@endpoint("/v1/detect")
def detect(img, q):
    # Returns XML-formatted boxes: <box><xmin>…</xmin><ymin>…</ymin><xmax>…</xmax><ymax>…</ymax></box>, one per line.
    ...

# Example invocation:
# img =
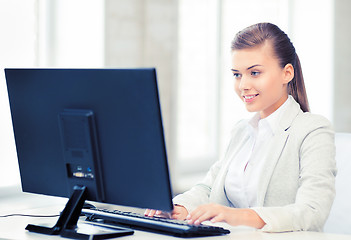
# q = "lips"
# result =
<box><xmin>243</xmin><ymin>94</ymin><xmax>259</xmax><ymax>102</ymax></box>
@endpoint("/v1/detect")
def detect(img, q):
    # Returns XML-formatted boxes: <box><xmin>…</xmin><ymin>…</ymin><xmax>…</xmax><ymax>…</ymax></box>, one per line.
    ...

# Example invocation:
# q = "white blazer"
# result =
<box><xmin>173</xmin><ymin>98</ymin><xmax>337</xmax><ymax>232</ymax></box>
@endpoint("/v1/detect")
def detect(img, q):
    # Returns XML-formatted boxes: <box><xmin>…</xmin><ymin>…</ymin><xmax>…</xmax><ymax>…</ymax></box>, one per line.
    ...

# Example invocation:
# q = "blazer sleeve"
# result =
<box><xmin>252</xmin><ymin>114</ymin><xmax>337</xmax><ymax>232</ymax></box>
<box><xmin>172</xmin><ymin>158</ymin><xmax>224</xmax><ymax>212</ymax></box>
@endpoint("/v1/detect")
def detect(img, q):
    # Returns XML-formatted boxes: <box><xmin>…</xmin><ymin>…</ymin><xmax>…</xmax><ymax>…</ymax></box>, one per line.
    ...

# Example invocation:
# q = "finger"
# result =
<box><xmin>187</xmin><ymin>208</ymin><xmax>206</xmax><ymax>224</ymax></box>
<box><xmin>156</xmin><ymin>211</ymin><xmax>172</xmax><ymax>219</ymax></box>
<box><xmin>149</xmin><ymin>209</ymin><xmax>157</xmax><ymax>217</ymax></box>
<box><xmin>144</xmin><ymin>209</ymin><xmax>151</xmax><ymax>216</ymax></box>
<box><xmin>210</xmin><ymin>214</ymin><xmax>224</xmax><ymax>223</ymax></box>
<box><xmin>188</xmin><ymin>204</ymin><xmax>222</xmax><ymax>225</ymax></box>
<box><xmin>145</xmin><ymin>209</ymin><xmax>157</xmax><ymax>217</ymax></box>
<box><xmin>193</xmin><ymin>210</ymin><xmax>217</xmax><ymax>225</ymax></box>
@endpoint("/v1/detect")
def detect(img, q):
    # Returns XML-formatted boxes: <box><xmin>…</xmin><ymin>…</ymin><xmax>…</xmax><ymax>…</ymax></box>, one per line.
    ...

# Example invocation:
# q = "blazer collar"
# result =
<box><xmin>248</xmin><ymin>95</ymin><xmax>302</xmax><ymax>136</ymax></box>
<box><xmin>276</xmin><ymin>96</ymin><xmax>303</xmax><ymax>132</ymax></box>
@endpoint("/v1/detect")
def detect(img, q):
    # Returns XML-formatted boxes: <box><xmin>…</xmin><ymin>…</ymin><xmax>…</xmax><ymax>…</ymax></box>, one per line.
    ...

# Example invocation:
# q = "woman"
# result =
<box><xmin>146</xmin><ymin>22</ymin><xmax>336</xmax><ymax>232</ymax></box>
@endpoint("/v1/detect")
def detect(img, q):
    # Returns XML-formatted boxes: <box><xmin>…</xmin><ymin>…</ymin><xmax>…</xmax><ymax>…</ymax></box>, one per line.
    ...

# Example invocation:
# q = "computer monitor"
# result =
<box><xmin>5</xmin><ymin>68</ymin><xmax>174</xmax><ymax>239</ymax></box>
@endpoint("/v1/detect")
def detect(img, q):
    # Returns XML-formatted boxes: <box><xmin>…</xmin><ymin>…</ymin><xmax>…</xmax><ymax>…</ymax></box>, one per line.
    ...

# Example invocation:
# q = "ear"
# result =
<box><xmin>282</xmin><ymin>63</ymin><xmax>294</xmax><ymax>84</ymax></box>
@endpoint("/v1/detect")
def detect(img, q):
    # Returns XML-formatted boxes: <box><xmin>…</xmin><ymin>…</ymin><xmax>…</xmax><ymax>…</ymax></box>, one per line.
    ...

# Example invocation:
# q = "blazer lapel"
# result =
<box><xmin>256</xmin><ymin>130</ymin><xmax>289</xmax><ymax>206</ymax></box>
<box><xmin>256</xmin><ymin>97</ymin><xmax>302</xmax><ymax>206</ymax></box>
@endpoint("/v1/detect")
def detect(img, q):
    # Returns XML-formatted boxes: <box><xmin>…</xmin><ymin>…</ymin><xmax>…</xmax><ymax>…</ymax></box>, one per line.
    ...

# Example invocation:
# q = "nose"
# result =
<box><xmin>238</xmin><ymin>75</ymin><xmax>251</xmax><ymax>91</ymax></box>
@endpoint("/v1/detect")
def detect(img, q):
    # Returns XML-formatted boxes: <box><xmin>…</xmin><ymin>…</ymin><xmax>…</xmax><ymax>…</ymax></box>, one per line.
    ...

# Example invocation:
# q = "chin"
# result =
<box><xmin>245</xmin><ymin>105</ymin><xmax>260</xmax><ymax>113</ymax></box>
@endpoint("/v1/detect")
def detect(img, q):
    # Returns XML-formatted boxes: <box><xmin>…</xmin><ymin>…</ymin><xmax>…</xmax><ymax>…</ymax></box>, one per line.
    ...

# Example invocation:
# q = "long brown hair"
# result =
<box><xmin>231</xmin><ymin>23</ymin><xmax>310</xmax><ymax>112</ymax></box>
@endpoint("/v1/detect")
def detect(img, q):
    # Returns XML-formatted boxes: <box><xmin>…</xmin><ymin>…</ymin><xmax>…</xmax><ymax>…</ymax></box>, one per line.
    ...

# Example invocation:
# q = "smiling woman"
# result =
<box><xmin>231</xmin><ymin>48</ymin><xmax>291</xmax><ymax>118</ymax></box>
<box><xmin>231</xmin><ymin>41</ymin><xmax>295</xmax><ymax>118</ymax></box>
<box><xmin>169</xmin><ymin>23</ymin><xmax>336</xmax><ymax>233</ymax></box>
<box><xmin>231</xmin><ymin>23</ymin><xmax>309</xmax><ymax>116</ymax></box>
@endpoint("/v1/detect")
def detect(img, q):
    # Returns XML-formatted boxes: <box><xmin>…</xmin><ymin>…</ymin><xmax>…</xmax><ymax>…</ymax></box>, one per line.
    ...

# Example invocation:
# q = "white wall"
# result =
<box><xmin>333</xmin><ymin>0</ymin><xmax>351</xmax><ymax>132</ymax></box>
<box><xmin>104</xmin><ymin>0</ymin><xmax>179</xmax><ymax>178</ymax></box>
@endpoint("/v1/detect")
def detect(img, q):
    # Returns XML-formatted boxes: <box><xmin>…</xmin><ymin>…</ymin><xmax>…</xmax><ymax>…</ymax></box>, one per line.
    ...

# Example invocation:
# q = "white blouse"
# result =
<box><xmin>224</xmin><ymin>96</ymin><xmax>294</xmax><ymax>208</ymax></box>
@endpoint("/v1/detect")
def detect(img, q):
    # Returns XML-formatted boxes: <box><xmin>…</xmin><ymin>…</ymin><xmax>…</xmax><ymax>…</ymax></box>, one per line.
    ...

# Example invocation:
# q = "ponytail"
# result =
<box><xmin>288</xmin><ymin>54</ymin><xmax>310</xmax><ymax>112</ymax></box>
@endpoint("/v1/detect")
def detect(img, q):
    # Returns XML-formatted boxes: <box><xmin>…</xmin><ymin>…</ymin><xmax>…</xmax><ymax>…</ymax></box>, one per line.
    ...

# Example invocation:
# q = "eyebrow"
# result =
<box><xmin>231</xmin><ymin>64</ymin><xmax>263</xmax><ymax>72</ymax></box>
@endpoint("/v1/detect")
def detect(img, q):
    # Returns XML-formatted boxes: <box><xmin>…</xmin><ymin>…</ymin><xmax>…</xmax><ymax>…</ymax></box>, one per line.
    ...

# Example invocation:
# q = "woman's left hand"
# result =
<box><xmin>186</xmin><ymin>203</ymin><xmax>265</xmax><ymax>229</ymax></box>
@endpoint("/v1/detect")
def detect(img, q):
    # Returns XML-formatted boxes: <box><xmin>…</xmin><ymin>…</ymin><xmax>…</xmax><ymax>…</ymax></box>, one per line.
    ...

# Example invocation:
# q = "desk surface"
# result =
<box><xmin>1</xmin><ymin>193</ymin><xmax>351</xmax><ymax>240</ymax></box>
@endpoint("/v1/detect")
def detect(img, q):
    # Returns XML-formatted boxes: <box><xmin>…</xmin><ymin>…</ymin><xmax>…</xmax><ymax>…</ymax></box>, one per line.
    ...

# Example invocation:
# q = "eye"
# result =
<box><xmin>251</xmin><ymin>71</ymin><xmax>260</xmax><ymax>77</ymax></box>
<box><xmin>233</xmin><ymin>73</ymin><xmax>242</xmax><ymax>79</ymax></box>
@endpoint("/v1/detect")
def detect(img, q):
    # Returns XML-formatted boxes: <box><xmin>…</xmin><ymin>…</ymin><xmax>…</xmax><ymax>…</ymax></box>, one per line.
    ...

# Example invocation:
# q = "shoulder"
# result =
<box><xmin>288</xmin><ymin>112</ymin><xmax>335</xmax><ymax>156</ymax></box>
<box><xmin>289</xmin><ymin>112</ymin><xmax>334</xmax><ymax>134</ymax></box>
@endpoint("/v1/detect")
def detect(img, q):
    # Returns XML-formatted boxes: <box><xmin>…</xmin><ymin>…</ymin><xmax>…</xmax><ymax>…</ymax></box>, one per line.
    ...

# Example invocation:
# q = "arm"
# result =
<box><xmin>145</xmin><ymin>122</ymin><xmax>244</xmax><ymax>219</ymax></box>
<box><xmin>252</xmin><ymin>117</ymin><xmax>337</xmax><ymax>232</ymax></box>
<box><xmin>145</xmin><ymin>160</ymin><xmax>225</xmax><ymax>219</ymax></box>
<box><xmin>186</xmin><ymin>116</ymin><xmax>336</xmax><ymax>232</ymax></box>
<box><xmin>145</xmin><ymin>134</ymin><xmax>235</xmax><ymax>219</ymax></box>
<box><xmin>172</xmin><ymin>158</ymin><xmax>225</xmax><ymax>213</ymax></box>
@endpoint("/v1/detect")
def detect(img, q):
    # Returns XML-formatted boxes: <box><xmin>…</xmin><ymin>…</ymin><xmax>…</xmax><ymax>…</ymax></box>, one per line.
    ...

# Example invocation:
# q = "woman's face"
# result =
<box><xmin>231</xmin><ymin>41</ymin><xmax>294</xmax><ymax>119</ymax></box>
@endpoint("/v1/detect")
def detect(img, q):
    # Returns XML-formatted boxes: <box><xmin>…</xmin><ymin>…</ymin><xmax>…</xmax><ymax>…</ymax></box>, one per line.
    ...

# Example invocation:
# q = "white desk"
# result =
<box><xmin>1</xmin><ymin>193</ymin><xmax>351</xmax><ymax>240</ymax></box>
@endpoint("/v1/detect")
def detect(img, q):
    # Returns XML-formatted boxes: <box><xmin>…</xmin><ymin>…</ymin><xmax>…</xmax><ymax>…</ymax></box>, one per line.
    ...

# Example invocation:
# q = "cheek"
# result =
<box><xmin>257</xmin><ymin>75</ymin><xmax>282</xmax><ymax>94</ymax></box>
<box><xmin>234</xmin><ymin>80</ymin><xmax>241</xmax><ymax>97</ymax></box>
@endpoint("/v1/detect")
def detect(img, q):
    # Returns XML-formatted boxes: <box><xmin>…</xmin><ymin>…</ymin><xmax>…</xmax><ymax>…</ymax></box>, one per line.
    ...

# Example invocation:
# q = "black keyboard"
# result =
<box><xmin>82</xmin><ymin>208</ymin><xmax>230</xmax><ymax>237</ymax></box>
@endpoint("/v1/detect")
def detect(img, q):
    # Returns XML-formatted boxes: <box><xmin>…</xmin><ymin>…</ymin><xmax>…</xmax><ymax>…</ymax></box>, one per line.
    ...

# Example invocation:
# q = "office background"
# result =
<box><xmin>0</xmin><ymin>0</ymin><xmax>350</xmax><ymax>196</ymax></box>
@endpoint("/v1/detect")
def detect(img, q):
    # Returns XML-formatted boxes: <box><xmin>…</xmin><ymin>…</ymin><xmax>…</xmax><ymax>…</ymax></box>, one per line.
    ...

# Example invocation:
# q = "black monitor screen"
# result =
<box><xmin>5</xmin><ymin>68</ymin><xmax>173</xmax><ymax>212</ymax></box>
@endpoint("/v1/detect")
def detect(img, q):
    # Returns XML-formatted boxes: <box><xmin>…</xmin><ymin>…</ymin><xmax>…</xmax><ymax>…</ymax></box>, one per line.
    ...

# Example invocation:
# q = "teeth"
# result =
<box><xmin>244</xmin><ymin>95</ymin><xmax>257</xmax><ymax>99</ymax></box>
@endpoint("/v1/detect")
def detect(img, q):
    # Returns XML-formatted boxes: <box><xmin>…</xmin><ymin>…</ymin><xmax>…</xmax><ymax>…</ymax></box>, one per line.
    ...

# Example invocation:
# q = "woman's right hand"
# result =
<box><xmin>144</xmin><ymin>205</ymin><xmax>188</xmax><ymax>220</ymax></box>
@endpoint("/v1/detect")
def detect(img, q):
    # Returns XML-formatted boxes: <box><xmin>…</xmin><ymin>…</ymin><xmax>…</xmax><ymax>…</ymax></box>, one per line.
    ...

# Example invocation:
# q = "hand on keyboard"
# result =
<box><xmin>144</xmin><ymin>205</ymin><xmax>188</xmax><ymax>220</ymax></box>
<box><xmin>82</xmin><ymin>207</ymin><xmax>231</xmax><ymax>237</ymax></box>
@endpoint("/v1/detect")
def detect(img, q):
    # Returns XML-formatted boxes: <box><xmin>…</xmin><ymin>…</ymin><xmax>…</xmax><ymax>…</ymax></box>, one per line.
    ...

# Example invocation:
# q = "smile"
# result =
<box><xmin>243</xmin><ymin>94</ymin><xmax>259</xmax><ymax>102</ymax></box>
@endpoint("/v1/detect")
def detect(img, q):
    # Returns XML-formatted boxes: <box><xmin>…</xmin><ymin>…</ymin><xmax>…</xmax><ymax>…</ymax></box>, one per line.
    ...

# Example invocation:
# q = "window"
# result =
<box><xmin>0</xmin><ymin>0</ymin><xmax>104</xmax><ymax>189</ymax></box>
<box><xmin>176</xmin><ymin>0</ymin><xmax>219</xmax><ymax>173</ymax></box>
<box><xmin>37</xmin><ymin>0</ymin><xmax>104</xmax><ymax>67</ymax></box>
<box><xmin>0</xmin><ymin>0</ymin><xmax>37</xmax><ymax>187</ymax></box>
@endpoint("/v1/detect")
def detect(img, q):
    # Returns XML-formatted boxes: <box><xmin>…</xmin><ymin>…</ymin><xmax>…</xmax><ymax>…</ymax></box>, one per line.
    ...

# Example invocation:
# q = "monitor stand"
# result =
<box><xmin>25</xmin><ymin>185</ymin><xmax>134</xmax><ymax>239</ymax></box>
